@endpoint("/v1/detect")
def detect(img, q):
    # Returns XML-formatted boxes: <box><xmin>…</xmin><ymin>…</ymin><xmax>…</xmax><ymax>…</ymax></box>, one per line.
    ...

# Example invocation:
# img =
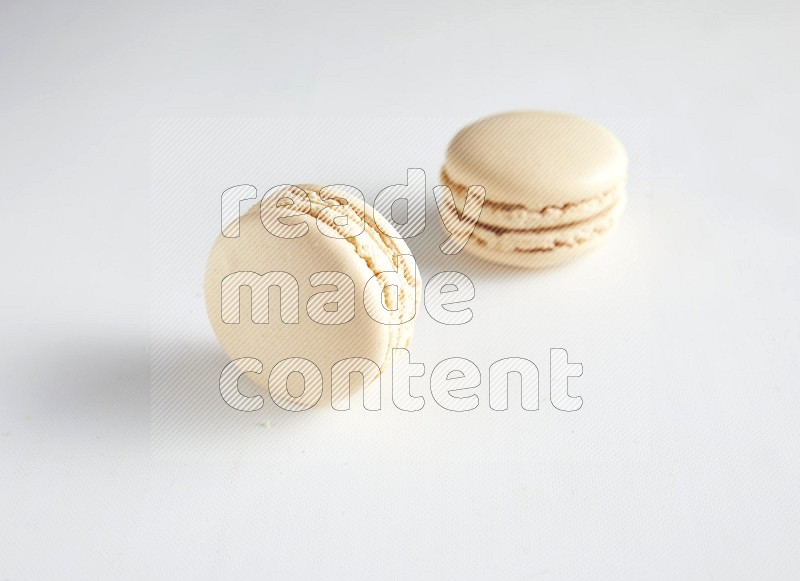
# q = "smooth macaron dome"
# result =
<box><xmin>204</xmin><ymin>184</ymin><xmax>421</xmax><ymax>401</ymax></box>
<box><xmin>441</xmin><ymin>111</ymin><xmax>628</xmax><ymax>267</ymax></box>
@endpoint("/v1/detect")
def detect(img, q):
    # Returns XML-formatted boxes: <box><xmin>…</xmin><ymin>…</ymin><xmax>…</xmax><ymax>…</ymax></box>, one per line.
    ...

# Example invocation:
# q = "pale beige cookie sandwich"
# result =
<box><xmin>441</xmin><ymin>111</ymin><xmax>628</xmax><ymax>268</ymax></box>
<box><xmin>205</xmin><ymin>185</ymin><xmax>421</xmax><ymax>409</ymax></box>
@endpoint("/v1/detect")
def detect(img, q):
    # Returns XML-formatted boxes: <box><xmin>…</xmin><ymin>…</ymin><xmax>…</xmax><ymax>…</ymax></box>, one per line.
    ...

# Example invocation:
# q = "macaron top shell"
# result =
<box><xmin>442</xmin><ymin>111</ymin><xmax>628</xmax><ymax>208</ymax></box>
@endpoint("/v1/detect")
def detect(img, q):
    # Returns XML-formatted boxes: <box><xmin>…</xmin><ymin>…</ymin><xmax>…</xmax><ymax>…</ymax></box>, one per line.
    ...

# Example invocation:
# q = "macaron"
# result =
<box><xmin>205</xmin><ymin>184</ymin><xmax>421</xmax><ymax>409</ymax></box>
<box><xmin>440</xmin><ymin>111</ymin><xmax>628</xmax><ymax>268</ymax></box>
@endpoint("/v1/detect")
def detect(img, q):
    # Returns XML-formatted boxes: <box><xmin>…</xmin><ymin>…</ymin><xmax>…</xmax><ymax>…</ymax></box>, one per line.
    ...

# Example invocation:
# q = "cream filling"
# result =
<box><xmin>440</xmin><ymin>182</ymin><xmax>625</xmax><ymax>253</ymax></box>
<box><xmin>470</xmin><ymin>211</ymin><xmax>617</xmax><ymax>253</ymax></box>
<box><xmin>440</xmin><ymin>168</ymin><xmax>624</xmax><ymax>230</ymax></box>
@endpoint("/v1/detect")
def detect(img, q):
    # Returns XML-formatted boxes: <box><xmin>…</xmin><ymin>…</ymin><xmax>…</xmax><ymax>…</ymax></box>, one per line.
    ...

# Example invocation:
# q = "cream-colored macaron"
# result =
<box><xmin>205</xmin><ymin>184</ymin><xmax>421</xmax><ymax>409</ymax></box>
<box><xmin>441</xmin><ymin>111</ymin><xmax>628</xmax><ymax>268</ymax></box>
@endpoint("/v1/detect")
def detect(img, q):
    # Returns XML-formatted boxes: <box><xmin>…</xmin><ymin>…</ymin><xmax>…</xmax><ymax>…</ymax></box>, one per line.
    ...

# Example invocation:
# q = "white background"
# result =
<box><xmin>1</xmin><ymin>1</ymin><xmax>799</xmax><ymax>579</ymax></box>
